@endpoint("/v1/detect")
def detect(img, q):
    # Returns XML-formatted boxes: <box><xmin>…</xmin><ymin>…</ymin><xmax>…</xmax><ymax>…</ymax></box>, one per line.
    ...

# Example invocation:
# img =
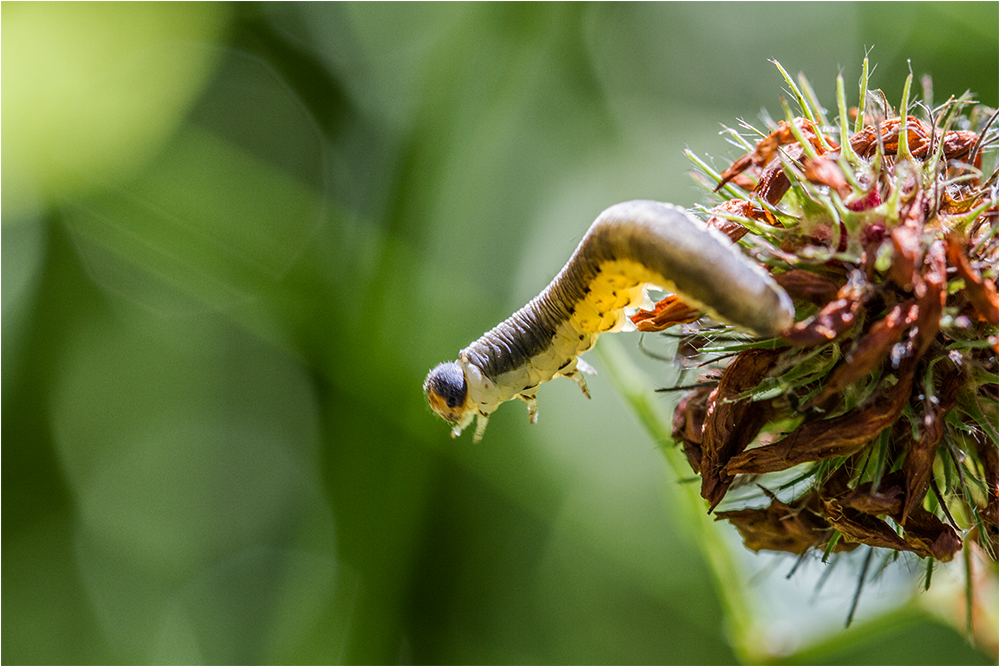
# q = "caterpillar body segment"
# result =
<box><xmin>424</xmin><ymin>200</ymin><xmax>795</xmax><ymax>442</ymax></box>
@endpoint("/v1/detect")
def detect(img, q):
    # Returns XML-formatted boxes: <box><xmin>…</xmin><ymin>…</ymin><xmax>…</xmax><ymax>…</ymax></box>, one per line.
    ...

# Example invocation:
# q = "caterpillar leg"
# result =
<box><xmin>472</xmin><ymin>412</ymin><xmax>490</xmax><ymax>443</ymax></box>
<box><xmin>561</xmin><ymin>358</ymin><xmax>596</xmax><ymax>399</ymax></box>
<box><xmin>518</xmin><ymin>393</ymin><xmax>539</xmax><ymax>423</ymax></box>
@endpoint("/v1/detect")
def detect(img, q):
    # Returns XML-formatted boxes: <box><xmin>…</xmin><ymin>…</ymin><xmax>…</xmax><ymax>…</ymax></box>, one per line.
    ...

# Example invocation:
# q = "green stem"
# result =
<box><xmin>594</xmin><ymin>336</ymin><xmax>764</xmax><ymax>663</ymax></box>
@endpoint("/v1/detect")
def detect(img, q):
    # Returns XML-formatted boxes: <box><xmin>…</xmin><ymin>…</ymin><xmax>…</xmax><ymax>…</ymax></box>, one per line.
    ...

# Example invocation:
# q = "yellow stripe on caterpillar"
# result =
<box><xmin>424</xmin><ymin>200</ymin><xmax>795</xmax><ymax>442</ymax></box>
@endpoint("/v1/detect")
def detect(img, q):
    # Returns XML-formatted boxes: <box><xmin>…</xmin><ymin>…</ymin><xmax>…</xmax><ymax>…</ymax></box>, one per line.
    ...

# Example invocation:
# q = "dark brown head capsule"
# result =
<box><xmin>424</xmin><ymin>361</ymin><xmax>469</xmax><ymax>424</ymax></box>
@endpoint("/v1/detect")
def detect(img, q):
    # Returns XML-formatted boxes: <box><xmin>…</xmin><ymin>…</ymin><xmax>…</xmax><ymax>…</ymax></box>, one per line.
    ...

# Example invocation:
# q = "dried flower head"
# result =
<box><xmin>635</xmin><ymin>60</ymin><xmax>998</xmax><ymax>573</ymax></box>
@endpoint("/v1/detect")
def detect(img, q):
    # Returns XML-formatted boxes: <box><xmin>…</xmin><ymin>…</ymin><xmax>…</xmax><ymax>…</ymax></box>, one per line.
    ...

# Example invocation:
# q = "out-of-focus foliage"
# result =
<box><xmin>3</xmin><ymin>3</ymin><xmax>997</xmax><ymax>664</ymax></box>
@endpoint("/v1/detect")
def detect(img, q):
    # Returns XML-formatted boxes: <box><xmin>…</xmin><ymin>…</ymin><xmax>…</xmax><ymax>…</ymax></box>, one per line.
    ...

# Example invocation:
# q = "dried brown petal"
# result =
<box><xmin>823</xmin><ymin>498</ymin><xmax>914</xmax><ymax>552</ymax></box>
<box><xmin>724</xmin><ymin>369</ymin><xmax>913</xmax><ymax>475</ymax></box>
<box><xmin>849</xmin><ymin>117</ymin><xmax>929</xmax><ymax>159</ymax></box>
<box><xmin>806</xmin><ymin>300</ymin><xmax>918</xmax><ymax>409</ymax></box>
<box><xmin>823</xmin><ymin>472</ymin><xmax>962</xmax><ymax>559</ymax></box>
<box><xmin>631</xmin><ymin>294</ymin><xmax>702</xmax><ymax>332</ymax></box>
<box><xmin>823</xmin><ymin>496</ymin><xmax>962</xmax><ymax>560</ymax></box>
<box><xmin>802</xmin><ymin>155</ymin><xmax>851</xmax><ymax>199</ymax></box>
<box><xmin>838</xmin><ymin>475</ymin><xmax>905</xmax><ymax>516</ymax></box>
<box><xmin>902</xmin><ymin>506</ymin><xmax>963</xmax><ymax>561</ymax></box>
<box><xmin>902</xmin><ymin>362</ymin><xmax>961</xmax><ymax>522</ymax></box>
<box><xmin>889</xmin><ymin>227</ymin><xmax>921</xmax><ymax>291</ymax></box>
<box><xmin>939</xmin><ymin>129</ymin><xmax>980</xmax><ymax>161</ymax></box>
<box><xmin>700</xmin><ymin>348</ymin><xmax>782</xmax><ymax>509</ymax></box>
<box><xmin>947</xmin><ymin>233</ymin><xmax>1000</xmax><ymax>324</ymax></box>
<box><xmin>913</xmin><ymin>240</ymin><xmax>947</xmax><ymax>357</ymax></box>
<box><xmin>753</xmin><ymin>143</ymin><xmax>806</xmax><ymax>206</ymax></box>
<box><xmin>729</xmin><ymin>173</ymin><xmax>757</xmax><ymax>191</ymax></box>
<box><xmin>888</xmin><ymin>191</ymin><xmax>929</xmax><ymax>291</ymax></box>
<box><xmin>671</xmin><ymin>381</ymin><xmax>715</xmax><ymax>474</ymax></box>
<box><xmin>705</xmin><ymin>199</ymin><xmax>754</xmax><ymax>242</ymax></box>
<box><xmin>716</xmin><ymin>491</ymin><xmax>847</xmax><ymax>555</ymax></box>
<box><xmin>773</xmin><ymin>269</ymin><xmax>841</xmax><ymax>306</ymax></box>
<box><xmin>845</xmin><ymin>116</ymin><xmax>974</xmax><ymax>162</ymax></box>
<box><xmin>716</xmin><ymin>118</ymin><xmax>828</xmax><ymax>193</ymax></box>
<box><xmin>781</xmin><ymin>275</ymin><xmax>866</xmax><ymax>346</ymax></box>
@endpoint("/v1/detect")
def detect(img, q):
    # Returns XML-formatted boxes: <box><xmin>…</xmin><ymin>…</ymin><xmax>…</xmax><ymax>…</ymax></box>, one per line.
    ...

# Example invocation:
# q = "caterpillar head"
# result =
<box><xmin>424</xmin><ymin>361</ymin><xmax>475</xmax><ymax>437</ymax></box>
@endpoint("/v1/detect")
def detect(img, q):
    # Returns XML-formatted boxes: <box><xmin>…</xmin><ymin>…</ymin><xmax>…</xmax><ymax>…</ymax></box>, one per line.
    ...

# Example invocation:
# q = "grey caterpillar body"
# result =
<box><xmin>425</xmin><ymin>200</ymin><xmax>795</xmax><ymax>441</ymax></box>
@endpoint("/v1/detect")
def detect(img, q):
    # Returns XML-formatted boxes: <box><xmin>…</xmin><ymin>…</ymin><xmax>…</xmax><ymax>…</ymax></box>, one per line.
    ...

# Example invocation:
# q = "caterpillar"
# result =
<box><xmin>424</xmin><ymin>200</ymin><xmax>795</xmax><ymax>442</ymax></box>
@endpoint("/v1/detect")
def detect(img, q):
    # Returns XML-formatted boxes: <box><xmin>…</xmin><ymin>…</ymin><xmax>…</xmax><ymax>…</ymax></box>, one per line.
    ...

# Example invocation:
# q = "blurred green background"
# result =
<box><xmin>3</xmin><ymin>2</ymin><xmax>998</xmax><ymax>664</ymax></box>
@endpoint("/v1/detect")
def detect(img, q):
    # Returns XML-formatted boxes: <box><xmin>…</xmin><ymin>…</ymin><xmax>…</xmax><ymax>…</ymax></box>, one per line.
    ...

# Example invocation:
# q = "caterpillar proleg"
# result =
<box><xmin>424</xmin><ymin>200</ymin><xmax>795</xmax><ymax>442</ymax></box>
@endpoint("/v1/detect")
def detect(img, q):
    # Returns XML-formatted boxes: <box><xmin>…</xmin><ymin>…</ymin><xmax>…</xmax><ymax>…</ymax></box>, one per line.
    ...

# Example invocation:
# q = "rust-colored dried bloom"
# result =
<box><xmin>636</xmin><ymin>61</ymin><xmax>999</xmax><ymax>567</ymax></box>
